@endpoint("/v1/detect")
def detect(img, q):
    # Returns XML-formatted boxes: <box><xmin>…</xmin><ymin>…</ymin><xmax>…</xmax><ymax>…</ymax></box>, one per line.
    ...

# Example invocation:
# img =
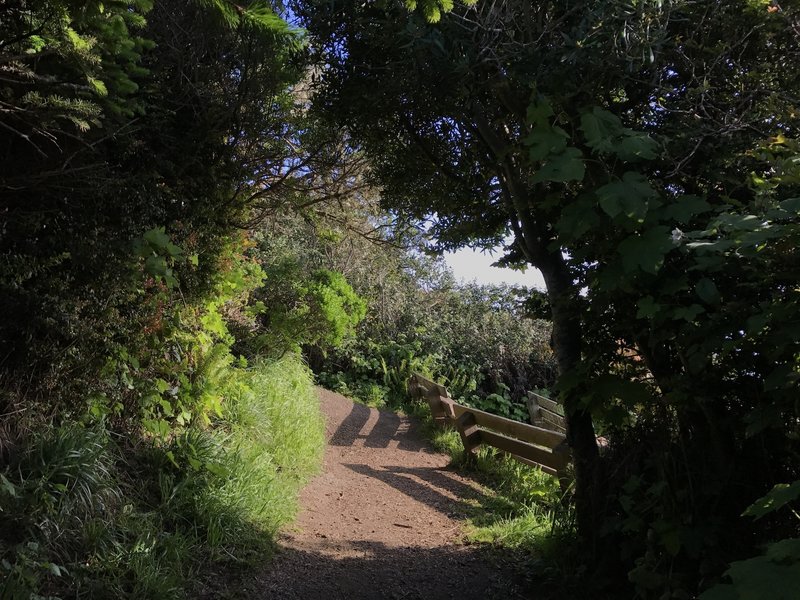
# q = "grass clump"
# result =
<box><xmin>160</xmin><ymin>355</ymin><xmax>325</xmax><ymax>554</ymax></box>
<box><xmin>0</xmin><ymin>353</ymin><xmax>324</xmax><ymax>599</ymax></box>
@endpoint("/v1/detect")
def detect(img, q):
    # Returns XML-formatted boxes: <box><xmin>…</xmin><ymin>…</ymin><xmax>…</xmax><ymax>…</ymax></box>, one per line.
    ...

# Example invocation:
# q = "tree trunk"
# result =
<box><xmin>470</xmin><ymin>107</ymin><xmax>601</xmax><ymax>548</ymax></box>
<box><xmin>537</xmin><ymin>250</ymin><xmax>601</xmax><ymax>554</ymax></box>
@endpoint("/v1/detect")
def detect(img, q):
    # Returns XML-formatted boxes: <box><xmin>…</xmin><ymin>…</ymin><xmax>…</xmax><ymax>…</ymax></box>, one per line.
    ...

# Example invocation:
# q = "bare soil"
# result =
<box><xmin>253</xmin><ymin>388</ymin><xmax>530</xmax><ymax>600</ymax></box>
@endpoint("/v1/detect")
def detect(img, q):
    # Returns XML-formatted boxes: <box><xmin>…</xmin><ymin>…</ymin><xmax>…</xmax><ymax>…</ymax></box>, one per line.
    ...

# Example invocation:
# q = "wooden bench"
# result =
<box><xmin>408</xmin><ymin>373</ymin><xmax>571</xmax><ymax>480</ymax></box>
<box><xmin>526</xmin><ymin>391</ymin><xmax>566</xmax><ymax>434</ymax></box>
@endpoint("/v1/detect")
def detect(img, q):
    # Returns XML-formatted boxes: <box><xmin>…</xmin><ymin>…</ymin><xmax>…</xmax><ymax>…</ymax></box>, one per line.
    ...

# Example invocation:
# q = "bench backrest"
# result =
<box><xmin>409</xmin><ymin>374</ymin><xmax>571</xmax><ymax>478</ymax></box>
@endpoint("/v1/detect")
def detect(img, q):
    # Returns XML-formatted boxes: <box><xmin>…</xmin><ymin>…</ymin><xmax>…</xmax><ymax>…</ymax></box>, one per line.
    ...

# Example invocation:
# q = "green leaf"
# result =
<box><xmin>164</xmin><ymin>268</ymin><xmax>178</xmax><ymax>289</ymax></box>
<box><xmin>165</xmin><ymin>242</ymin><xmax>183</xmax><ymax>258</ymax></box>
<box><xmin>597</xmin><ymin>172</ymin><xmax>660</xmax><ymax>224</ymax></box>
<box><xmin>165</xmin><ymin>450</ymin><xmax>179</xmax><ymax>468</ymax></box>
<box><xmin>88</xmin><ymin>77</ymin><xmax>108</xmax><ymax>97</ymax></box>
<box><xmin>699</xmin><ymin>584</ymin><xmax>739</xmax><ymax>600</ymax></box>
<box><xmin>686</xmin><ymin>239</ymin><xmax>736</xmax><ymax>254</ymax></box>
<box><xmin>744</xmin><ymin>403</ymin><xmax>784</xmax><ymax>437</ymax></box>
<box><xmin>672</xmin><ymin>304</ymin><xmax>705</xmax><ymax>322</ymax></box>
<box><xmin>746</xmin><ymin>313</ymin><xmax>769</xmax><ymax>335</ymax></box>
<box><xmin>145</xmin><ymin>255</ymin><xmax>168</xmax><ymax>277</ymax></box>
<box><xmin>636</xmin><ymin>296</ymin><xmax>661</xmax><ymax>319</ymax></box>
<box><xmin>779</xmin><ymin>197</ymin><xmax>800</xmax><ymax>213</ymax></box>
<box><xmin>580</xmin><ymin>107</ymin><xmax>658</xmax><ymax>161</ymax></box>
<box><xmin>526</xmin><ymin>99</ymin><xmax>554</xmax><ymax>126</ymax></box>
<box><xmin>143</xmin><ymin>418</ymin><xmax>170</xmax><ymax>438</ymax></box>
<box><xmin>580</xmin><ymin>108</ymin><xmax>622</xmax><ymax>154</ymax></box>
<box><xmin>615</xmin><ymin>134</ymin><xmax>659</xmax><ymax>161</ymax></box>
<box><xmin>766</xmin><ymin>538</ymin><xmax>800</xmax><ymax>561</ymax></box>
<box><xmin>531</xmin><ymin>147</ymin><xmax>585</xmax><ymax>183</ymax></box>
<box><xmin>724</xmin><ymin>555</ymin><xmax>800</xmax><ymax>600</ymax></box>
<box><xmin>661</xmin><ymin>195</ymin><xmax>712</xmax><ymax>223</ymax></box>
<box><xmin>158</xmin><ymin>399</ymin><xmax>174</xmax><ymax>416</ymax></box>
<box><xmin>618</xmin><ymin>227</ymin><xmax>673</xmax><ymax>274</ymax></box>
<box><xmin>716</xmin><ymin>213</ymin><xmax>762</xmax><ymax>231</ymax></box>
<box><xmin>556</xmin><ymin>195</ymin><xmax>598</xmax><ymax>240</ymax></box>
<box><xmin>143</xmin><ymin>227</ymin><xmax>170</xmax><ymax>250</ymax></box>
<box><xmin>743</xmin><ymin>481</ymin><xmax>800</xmax><ymax>519</ymax></box>
<box><xmin>204</xmin><ymin>462</ymin><xmax>229</xmax><ymax>477</ymax></box>
<box><xmin>525</xmin><ymin>125</ymin><xmax>569</xmax><ymax>161</ymax></box>
<box><xmin>0</xmin><ymin>474</ymin><xmax>17</xmax><ymax>498</ymax></box>
<box><xmin>695</xmin><ymin>278</ymin><xmax>721</xmax><ymax>305</ymax></box>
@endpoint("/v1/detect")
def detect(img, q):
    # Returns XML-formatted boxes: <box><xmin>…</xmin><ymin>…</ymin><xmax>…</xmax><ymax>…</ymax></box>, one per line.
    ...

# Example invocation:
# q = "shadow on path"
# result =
<box><xmin>342</xmin><ymin>463</ymin><xmax>518</xmax><ymax>524</ymax></box>
<box><xmin>257</xmin><ymin>539</ymin><xmax>533</xmax><ymax>600</ymax></box>
<box><xmin>329</xmin><ymin>402</ymin><xmax>430</xmax><ymax>453</ymax></box>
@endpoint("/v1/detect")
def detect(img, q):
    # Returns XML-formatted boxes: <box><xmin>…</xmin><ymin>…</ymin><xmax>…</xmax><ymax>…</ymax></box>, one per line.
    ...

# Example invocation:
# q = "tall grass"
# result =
<box><xmin>156</xmin><ymin>355</ymin><xmax>325</xmax><ymax>555</ymax></box>
<box><xmin>0</xmin><ymin>353</ymin><xmax>324</xmax><ymax>599</ymax></box>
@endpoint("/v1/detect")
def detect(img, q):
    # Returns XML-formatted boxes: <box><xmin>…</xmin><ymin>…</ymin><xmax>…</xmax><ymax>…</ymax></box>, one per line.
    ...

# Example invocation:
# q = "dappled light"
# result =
<box><xmin>2</xmin><ymin>0</ymin><xmax>798</xmax><ymax>598</ymax></box>
<box><xmin>256</xmin><ymin>388</ymin><xmax>542</xmax><ymax>599</ymax></box>
<box><xmin>329</xmin><ymin>402</ymin><xmax>431</xmax><ymax>452</ymax></box>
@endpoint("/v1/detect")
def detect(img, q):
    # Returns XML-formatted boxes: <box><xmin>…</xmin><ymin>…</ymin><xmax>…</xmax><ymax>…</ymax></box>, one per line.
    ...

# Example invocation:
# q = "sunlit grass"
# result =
<box><xmin>223</xmin><ymin>355</ymin><xmax>325</xmax><ymax>536</ymax></box>
<box><xmin>0</xmin><ymin>353</ymin><xmax>325</xmax><ymax>599</ymax></box>
<box><xmin>389</xmin><ymin>397</ymin><xmax>573</xmax><ymax>557</ymax></box>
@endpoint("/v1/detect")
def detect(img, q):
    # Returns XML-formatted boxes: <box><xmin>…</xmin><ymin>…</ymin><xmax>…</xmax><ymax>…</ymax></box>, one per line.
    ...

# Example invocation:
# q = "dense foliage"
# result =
<box><xmin>252</xmin><ymin>205</ymin><xmax>554</xmax><ymax>415</ymax></box>
<box><xmin>0</xmin><ymin>2</ymin><xmax>333</xmax><ymax>597</ymax></box>
<box><xmin>3</xmin><ymin>0</ymin><xmax>799</xmax><ymax>598</ymax></box>
<box><xmin>294</xmin><ymin>0</ymin><xmax>800</xmax><ymax>597</ymax></box>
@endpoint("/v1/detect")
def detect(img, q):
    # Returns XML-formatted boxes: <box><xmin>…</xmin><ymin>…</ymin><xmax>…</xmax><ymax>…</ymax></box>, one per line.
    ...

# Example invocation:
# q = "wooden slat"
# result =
<box><xmin>528</xmin><ymin>392</ymin><xmax>566</xmax><ymax>428</ymax></box>
<box><xmin>439</xmin><ymin>396</ymin><xmax>457</xmax><ymax>419</ymax></box>
<box><xmin>409</xmin><ymin>374</ymin><xmax>449</xmax><ymax>420</ymax></box>
<box><xmin>449</xmin><ymin>403</ymin><xmax>566</xmax><ymax>449</ymax></box>
<box><xmin>408</xmin><ymin>374</ymin><xmax>573</xmax><ymax>474</ymax></box>
<box><xmin>528</xmin><ymin>392</ymin><xmax>562</xmax><ymax>414</ymax></box>
<box><xmin>455</xmin><ymin>411</ymin><xmax>482</xmax><ymax>452</ymax></box>
<box><xmin>409</xmin><ymin>373</ymin><xmax>449</xmax><ymax>399</ymax></box>
<box><xmin>428</xmin><ymin>400</ymin><xmax>448</xmax><ymax>420</ymax></box>
<box><xmin>526</xmin><ymin>396</ymin><xmax>540</xmax><ymax>422</ymax></box>
<box><xmin>539</xmin><ymin>409</ymin><xmax>566</xmax><ymax>431</ymax></box>
<box><xmin>508</xmin><ymin>454</ymin><xmax>559</xmax><ymax>477</ymax></box>
<box><xmin>480</xmin><ymin>430</ymin><xmax>570</xmax><ymax>472</ymax></box>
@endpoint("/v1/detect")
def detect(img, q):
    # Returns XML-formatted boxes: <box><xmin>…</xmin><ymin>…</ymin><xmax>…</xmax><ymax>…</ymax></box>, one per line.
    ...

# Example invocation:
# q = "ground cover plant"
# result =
<box><xmin>0</xmin><ymin>354</ymin><xmax>324</xmax><ymax>599</ymax></box>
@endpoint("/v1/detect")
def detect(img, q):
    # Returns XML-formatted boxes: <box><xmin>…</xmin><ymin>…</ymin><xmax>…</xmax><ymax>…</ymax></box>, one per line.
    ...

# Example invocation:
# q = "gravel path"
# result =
<box><xmin>254</xmin><ymin>388</ymin><xmax>528</xmax><ymax>599</ymax></box>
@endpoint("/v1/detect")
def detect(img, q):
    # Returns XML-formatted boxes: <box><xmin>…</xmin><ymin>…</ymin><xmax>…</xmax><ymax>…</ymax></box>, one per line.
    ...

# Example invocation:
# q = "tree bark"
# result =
<box><xmin>536</xmin><ymin>249</ymin><xmax>601</xmax><ymax>554</ymax></box>
<box><xmin>471</xmin><ymin>107</ymin><xmax>601</xmax><ymax>548</ymax></box>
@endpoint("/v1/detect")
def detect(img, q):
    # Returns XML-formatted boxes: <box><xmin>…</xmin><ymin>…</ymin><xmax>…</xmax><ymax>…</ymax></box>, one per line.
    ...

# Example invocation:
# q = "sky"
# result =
<box><xmin>443</xmin><ymin>246</ymin><xmax>546</xmax><ymax>290</ymax></box>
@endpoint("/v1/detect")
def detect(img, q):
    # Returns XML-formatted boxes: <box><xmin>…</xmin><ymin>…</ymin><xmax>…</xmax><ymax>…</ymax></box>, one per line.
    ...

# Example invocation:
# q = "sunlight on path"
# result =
<box><xmin>256</xmin><ymin>389</ymin><xmax>527</xmax><ymax>600</ymax></box>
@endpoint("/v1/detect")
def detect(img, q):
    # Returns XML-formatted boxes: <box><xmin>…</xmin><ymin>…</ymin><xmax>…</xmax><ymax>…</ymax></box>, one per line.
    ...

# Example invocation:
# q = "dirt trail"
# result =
<box><xmin>255</xmin><ymin>388</ymin><xmax>528</xmax><ymax>600</ymax></box>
